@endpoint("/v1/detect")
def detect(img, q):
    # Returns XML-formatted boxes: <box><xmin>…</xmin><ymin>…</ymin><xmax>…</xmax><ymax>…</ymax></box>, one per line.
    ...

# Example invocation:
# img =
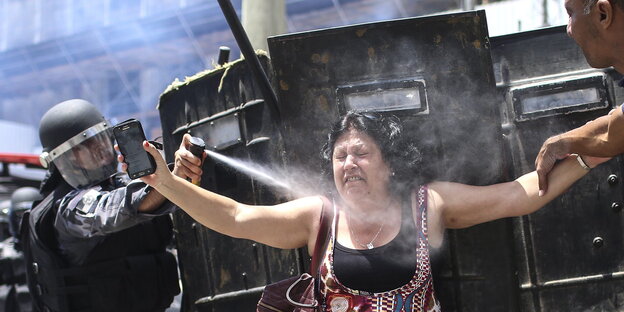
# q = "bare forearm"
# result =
<box><xmin>512</xmin><ymin>156</ymin><xmax>588</xmax><ymax>215</ymax></box>
<box><xmin>604</xmin><ymin>107</ymin><xmax>624</xmax><ymax>155</ymax></box>
<box><xmin>557</xmin><ymin>109</ymin><xmax>624</xmax><ymax>157</ymax></box>
<box><xmin>442</xmin><ymin>156</ymin><xmax>589</xmax><ymax>229</ymax></box>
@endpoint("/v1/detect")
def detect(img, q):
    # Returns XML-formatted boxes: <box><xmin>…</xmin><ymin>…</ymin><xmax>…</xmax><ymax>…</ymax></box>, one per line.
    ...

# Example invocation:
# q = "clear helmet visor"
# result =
<box><xmin>49</xmin><ymin>124</ymin><xmax>118</xmax><ymax>189</ymax></box>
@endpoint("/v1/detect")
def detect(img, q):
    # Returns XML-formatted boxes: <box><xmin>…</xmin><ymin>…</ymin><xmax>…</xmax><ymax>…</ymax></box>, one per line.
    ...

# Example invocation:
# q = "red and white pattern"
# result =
<box><xmin>319</xmin><ymin>186</ymin><xmax>441</xmax><ymax>312</ymax></box>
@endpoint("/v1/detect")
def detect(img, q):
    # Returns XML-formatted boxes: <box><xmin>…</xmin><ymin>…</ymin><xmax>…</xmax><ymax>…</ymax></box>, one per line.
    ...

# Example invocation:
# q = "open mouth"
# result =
<box><xmin>345</xmin><ymin>176</ymin><xmax>364</xmax><ymax>183</ymax></box>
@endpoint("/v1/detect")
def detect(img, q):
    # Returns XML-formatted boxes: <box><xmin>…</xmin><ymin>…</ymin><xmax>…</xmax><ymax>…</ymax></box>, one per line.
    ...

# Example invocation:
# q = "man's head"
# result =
<box><xmin>39</xmin><ymin>99</ymin><xmax>117</xmax><ymax>189</ymax></box>
<box><xmin>582</xmin><ymin>0</ymin><xmax>624</xmax><ymax>13</ymax></box>
<box><xmin>567</xmin><ymin>0</ymin><xmax>624</xmax><ymax>70</ymax></box>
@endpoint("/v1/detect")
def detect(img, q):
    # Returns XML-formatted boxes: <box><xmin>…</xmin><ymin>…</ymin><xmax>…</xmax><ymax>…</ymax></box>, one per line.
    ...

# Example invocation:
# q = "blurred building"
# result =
<box><xmin>0</xmin><ymin>0</ymin><xmax>564</xmax><ymax>152</ymax></box>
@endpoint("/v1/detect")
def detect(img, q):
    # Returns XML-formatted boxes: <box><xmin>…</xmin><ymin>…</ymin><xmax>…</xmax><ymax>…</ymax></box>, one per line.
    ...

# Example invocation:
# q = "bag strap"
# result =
<box><xmin>282</xmin><ymin>197</ymin><xmax>334</xmax><ymax>310</ymax></box>
<box><xmin>308</xmin><ymin>196</ymin><xmax>334</xmax><ymax>274</ymax></box>
<box><xmin>286</xmin><ymin>273</ymin><xmax>316</xmax><ymax>308</ymax></box>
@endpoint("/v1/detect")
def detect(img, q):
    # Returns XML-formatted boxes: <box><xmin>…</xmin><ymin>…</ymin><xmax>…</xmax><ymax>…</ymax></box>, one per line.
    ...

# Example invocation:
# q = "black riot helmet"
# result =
<box><xmin>8</xmin><ymin>187</ymin><xmax>42</xmax><ymax>240</ymax></box>
<box><xmin>38</xmin><ymin>99</ymin><xmax>118</xmax><ymax>189</ymax></box>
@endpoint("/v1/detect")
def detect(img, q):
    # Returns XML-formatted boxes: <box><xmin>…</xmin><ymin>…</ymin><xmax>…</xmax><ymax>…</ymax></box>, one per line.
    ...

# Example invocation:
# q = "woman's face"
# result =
<box><xmin>332</xmin><ymin>128</ymin><xmax>391</xmax><ymax>203</ymax></box>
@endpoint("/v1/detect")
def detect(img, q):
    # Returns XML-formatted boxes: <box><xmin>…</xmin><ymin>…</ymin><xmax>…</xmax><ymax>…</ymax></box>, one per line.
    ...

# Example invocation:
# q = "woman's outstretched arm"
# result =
<box><xmin>128</xmin><ymin>136</ymin><xmax>324</xmax><ymax>252</ymax></box>
<box><xmin>429</xmin><ymin>154</ymin><xmax>605</xmax><ymax>230</ymax></box>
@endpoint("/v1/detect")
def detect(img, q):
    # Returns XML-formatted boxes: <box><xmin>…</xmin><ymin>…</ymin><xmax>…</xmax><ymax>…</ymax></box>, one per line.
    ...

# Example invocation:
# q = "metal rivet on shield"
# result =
<box><xmin>593</xmin><ymin>237</ymin><xmax>604</xmax><ymax>248</ymax></box>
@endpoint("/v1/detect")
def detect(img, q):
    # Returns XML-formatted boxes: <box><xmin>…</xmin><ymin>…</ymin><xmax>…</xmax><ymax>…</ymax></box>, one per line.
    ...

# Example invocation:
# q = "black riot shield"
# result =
<box><xmin>491</xmin><ymin>26</ymin><xmax>624</xmax><ymax>312</ymax></box>
<box><xmin>268</xmin><ymin>10</ymin><xmax>516</xmax><ymax>312</ymax></box>
<box><xmin>158</xmin><ymin>55</ymin><xmax>296</xmax><ymax>312</ymax></box>
<box><xmin>268</xmin><ymin>10</ymin><xmax>504</xmax><ymax>185</ymax></box>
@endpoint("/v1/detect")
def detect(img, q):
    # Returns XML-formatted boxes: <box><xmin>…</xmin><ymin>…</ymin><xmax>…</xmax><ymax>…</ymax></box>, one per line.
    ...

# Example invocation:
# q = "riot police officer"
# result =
<box><xmin>8</xmin><ymin>187</ymin><xmax>41</xmax><ymax>251</ymax></box>
<box><xmin>0</xmin><ymin>187</ymin><xmax>42</xmax><ymax>312</ymax></box>
<box><xmin>23</xmin><ymin>99</ymin><xmax>183</xmax><ymax>312</ymax></box>
<box><xmin>0</xmin><ymin>200</ymin><xmax>10</xmax><ymax>242</ymax></box>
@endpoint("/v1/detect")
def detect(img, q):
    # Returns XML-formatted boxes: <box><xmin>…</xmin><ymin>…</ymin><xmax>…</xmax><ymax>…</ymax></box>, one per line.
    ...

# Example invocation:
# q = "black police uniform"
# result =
<box><xmin>22</xmin><ymin>171</ymin><xmax>180</xmax><ymax>312</ymax></box>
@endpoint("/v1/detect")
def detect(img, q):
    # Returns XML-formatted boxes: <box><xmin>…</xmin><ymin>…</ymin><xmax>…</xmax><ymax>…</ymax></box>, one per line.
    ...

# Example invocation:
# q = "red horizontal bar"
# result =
<box><xmin>0</xmin><ymin>153</ymin><xmax>42</xmax><ymax>167</ymax></box>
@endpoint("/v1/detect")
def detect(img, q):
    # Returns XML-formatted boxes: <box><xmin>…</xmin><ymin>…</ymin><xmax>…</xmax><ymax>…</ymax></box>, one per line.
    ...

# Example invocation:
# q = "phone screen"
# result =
<box><xmin>113</xmin><ymin>120</ymin><xmax>156</xmax><ymax>179</ymax></box>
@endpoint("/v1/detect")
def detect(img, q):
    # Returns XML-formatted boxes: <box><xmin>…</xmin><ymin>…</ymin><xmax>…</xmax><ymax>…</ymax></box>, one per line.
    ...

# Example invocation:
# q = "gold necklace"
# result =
<box><xmin>346</xmin><ymin>212</ymin><xmax>385</xmax><ymax>249</ymax></box>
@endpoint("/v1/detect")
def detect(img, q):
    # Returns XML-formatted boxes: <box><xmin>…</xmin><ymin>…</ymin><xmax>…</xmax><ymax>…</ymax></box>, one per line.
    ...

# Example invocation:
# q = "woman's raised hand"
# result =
<box><xmin>116</xmin><ymin>134</ymin><xmax>205</xmax><ymax>188</ymax></box>
<box><xmin>140</xmin><ymin>140</ymin><xmax>174</xmax><ymax>187</ymax></box>
<box><xmin>115</xmin><ymin>141</ymin><xmax>172</xmax><ymax>188</ymax></box>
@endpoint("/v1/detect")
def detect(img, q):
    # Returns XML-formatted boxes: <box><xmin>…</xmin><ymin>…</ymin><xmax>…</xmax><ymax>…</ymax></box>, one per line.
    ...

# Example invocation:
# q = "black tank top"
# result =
<box><xmin>333</xmin><ymin>198</ymin><xmax>418</xmax><ymax>293</ymax></box>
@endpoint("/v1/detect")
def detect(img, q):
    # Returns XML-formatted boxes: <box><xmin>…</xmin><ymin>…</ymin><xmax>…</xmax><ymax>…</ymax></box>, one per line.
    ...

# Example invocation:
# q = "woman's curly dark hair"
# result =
<box><xmin>321</xmin><ymin>111</ymin><xmax>426</xmax><ymax>198</ymax></box>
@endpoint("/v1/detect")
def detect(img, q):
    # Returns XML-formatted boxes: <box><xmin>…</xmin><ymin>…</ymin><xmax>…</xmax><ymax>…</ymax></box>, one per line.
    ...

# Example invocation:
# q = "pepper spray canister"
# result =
<box><xmin>188</xmin><ymin>136</ymin><xmax>206</xmax><ymax>185</ymax></box>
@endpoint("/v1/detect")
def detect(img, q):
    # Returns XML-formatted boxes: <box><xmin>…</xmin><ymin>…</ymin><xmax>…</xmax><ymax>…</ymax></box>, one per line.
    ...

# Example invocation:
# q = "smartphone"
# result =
<box><xmin>113</xmin><ymin>119</ymin><xmax>156</xmax><ymax>179</ymax></box>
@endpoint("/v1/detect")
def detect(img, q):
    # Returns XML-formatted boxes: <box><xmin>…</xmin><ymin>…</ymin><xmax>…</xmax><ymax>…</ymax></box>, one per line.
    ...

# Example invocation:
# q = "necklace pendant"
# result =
<box><xmin>366</xmin><ymin>243</ymin><xmax>374</xmax><ymax>249</ymax></box>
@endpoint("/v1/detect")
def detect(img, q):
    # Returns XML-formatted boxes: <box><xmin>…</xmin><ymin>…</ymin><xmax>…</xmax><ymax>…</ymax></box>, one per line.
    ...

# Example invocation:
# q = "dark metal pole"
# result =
<box><xmin>218</xmin><ymin>46</ymin><xmax>231</xmax><ymax>65</ymax></box>
<box><xmin>217</xmin><ymin>0</ymin><xmax>281</xmax><ymax>123</ymax></box>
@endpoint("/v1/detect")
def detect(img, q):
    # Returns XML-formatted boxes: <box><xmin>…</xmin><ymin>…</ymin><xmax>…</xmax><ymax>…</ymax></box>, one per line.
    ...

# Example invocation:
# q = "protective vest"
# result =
<box><xmin>21</xmin><ymin>185</ymin><xmax>180</xmax><ymax>312</ymax></box>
